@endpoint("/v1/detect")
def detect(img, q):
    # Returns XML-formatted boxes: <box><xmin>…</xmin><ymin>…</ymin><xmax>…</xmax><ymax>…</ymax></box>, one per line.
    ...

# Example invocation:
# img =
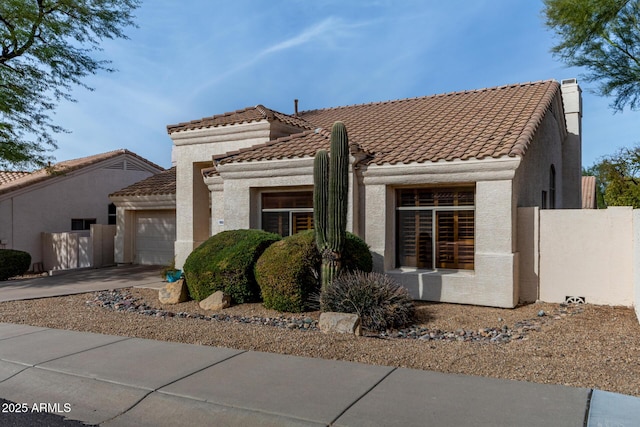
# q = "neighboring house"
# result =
<box><xmin>0</xmin><ymin>149</ymin><xmax>164</xmax><ymax>269</ymax></box>
<box><xmin>114</xmin><ymin>79</ymin><xmax>582</xmax><ymax>308</ymax></box>
<box><xmin>109</xmin><ymin>167</ymin><xmax>176</xmax><ymax>266</ymax></box>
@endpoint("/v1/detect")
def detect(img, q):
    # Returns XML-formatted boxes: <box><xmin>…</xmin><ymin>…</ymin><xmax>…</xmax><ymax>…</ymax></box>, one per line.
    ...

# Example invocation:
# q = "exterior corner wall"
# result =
<box><xmin>222</xmin><ymin>179</ymin><xmax>253</xmax><ymax>231</ymax></box>
<box><xmin>114</xmin><ymin>206</ymin><xmax>135</xmax><ymax>264</ymax></box>
<box><xmin>210</xmin><ymin>186</ymin><xmax>225</xmax><ymax>236</ymax></box>
<box><xmin>174</xmin><ymin>160</ymin><xmax>210</xmax><ymax>269</ymax></box>
<box><xmin>363</xmin><ymin>183</ymin><xmax>393</xmax><ymax>272</ymax></box>
<box><xmin>516</xmin><ymin>206</ymin><xmax>540</xmax><ymax>303</ymax></box>
<box><xmin>561</xmin><ymin>80</ymin><xmax>583</xmax><ymax>209</ymax></box>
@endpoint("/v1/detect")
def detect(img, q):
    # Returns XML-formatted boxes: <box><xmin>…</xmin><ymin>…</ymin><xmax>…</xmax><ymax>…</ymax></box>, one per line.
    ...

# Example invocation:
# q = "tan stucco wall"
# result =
<box><xmin>537</xmin><ymin>207</ymin><xmax>634</xmax><ymax>306</ymax></box>
<box><xmin>512</xmin><ymin>80</ymin><xmax>582</xmax><ymax>211</ymax></box>
<box><xmin>517</xmin><ymin>207</ymin><xmax>540</xmax><ymax>303</ymax></box>
<box><xmin>171</xmin><ymin>121</ymin><xmax>279</xmax><ymax>268</ymax></box>
<box><xmin>209</xmin><ymin>158</ymin><xmax>356</xmax><ymax>234</ymax></box>
<box><xmin>0</xmin><ymin>161</ymin><xmax>156</xmax><ymax>266</ymax></box>
<box><xmin>512</xmin><ymin>112</ymin><xmax>565</xmax><ymax>209</ymax></box>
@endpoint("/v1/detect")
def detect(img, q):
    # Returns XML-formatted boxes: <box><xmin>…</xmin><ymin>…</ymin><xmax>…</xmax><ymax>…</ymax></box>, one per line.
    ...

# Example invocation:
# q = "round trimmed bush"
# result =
<box><xmin>183</xmin><ymin>229</ymin><xmax>281</xmax><ymax>303</ymax></box>
<box><xmin>320</xmin><ymin>271</ymin><xmax>414</xmax><ymax>331</ymax></box>
<box><xmin>0</xmin><ymin>249</ymin><xmax>31</xmax><ymax>281</ymax></box>
<box><xmin>255</xmin><ymin>230</ymin><xmax>372</xmax><ymax>312</ymax></box>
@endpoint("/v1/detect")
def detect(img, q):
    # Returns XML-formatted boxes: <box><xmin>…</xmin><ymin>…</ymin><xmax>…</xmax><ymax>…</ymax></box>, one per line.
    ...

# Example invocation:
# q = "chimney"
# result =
<box><xmin>560</xmin><ymin>78</ymin><xmax>582</xmax><ymax>209</ymax></box>
<box><xmin>294</xmin><ymin>99</ymin><xmax>299</xmax><ymax>116</ymax></box>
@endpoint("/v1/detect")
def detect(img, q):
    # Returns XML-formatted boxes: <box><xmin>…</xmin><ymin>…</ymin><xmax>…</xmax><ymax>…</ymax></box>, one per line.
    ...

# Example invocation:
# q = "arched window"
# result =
<box><xmin>549</xmin><ymin>165</ymin><xmax>556</xmax><ymax>209</ymax></box>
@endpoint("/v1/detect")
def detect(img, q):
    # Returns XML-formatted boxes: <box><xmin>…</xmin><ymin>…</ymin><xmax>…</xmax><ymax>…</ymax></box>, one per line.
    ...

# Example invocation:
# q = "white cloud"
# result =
<box><xmin>187</xmin><ymin>16</ymin><xmax>368</xmax><ymax>101</ymax></box>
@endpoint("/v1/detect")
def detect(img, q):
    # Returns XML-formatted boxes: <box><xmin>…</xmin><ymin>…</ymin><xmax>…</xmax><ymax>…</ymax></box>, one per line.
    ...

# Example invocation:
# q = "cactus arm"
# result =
<box><xmin>313</xmin><ymin>150</ymin><xmax>329</xmax><ymax>251</ymax></box>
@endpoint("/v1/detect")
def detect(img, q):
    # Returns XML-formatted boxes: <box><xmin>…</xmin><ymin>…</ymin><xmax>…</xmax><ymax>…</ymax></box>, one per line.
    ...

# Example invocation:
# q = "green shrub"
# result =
<box><xmin>255</xmin><ymin>230</ymin><xmax>372</xmax><ymax>312</ymax></box>
<box><xmin>183</xmin><ymin>229</ymin><xmax>281</xmax><ymax>303</ymax></box>
<box><xmin>320</xmin><ymin>271</ymin><xmax>414</xmax><ymax>331</ymax></box>
<box><xmin>0</xmin><ymin>249</ymin><xmax>31</xmax><ymax>281</ymax></box>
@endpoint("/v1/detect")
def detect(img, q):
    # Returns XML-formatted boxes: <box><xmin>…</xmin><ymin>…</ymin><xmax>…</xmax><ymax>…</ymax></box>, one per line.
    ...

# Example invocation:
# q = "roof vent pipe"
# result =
<box><xmin>294</xmin><ymin>99</ymin><xmax>299</xmax><ymax>116</ymax></box>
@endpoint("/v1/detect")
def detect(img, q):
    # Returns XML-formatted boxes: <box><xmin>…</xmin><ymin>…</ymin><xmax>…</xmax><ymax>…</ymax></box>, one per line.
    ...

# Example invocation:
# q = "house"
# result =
<box><xmin>0</xmin><ymin>149</ymin><xmax>164</xmax><ymax>270</ymax></box>
<box><xmin>113</xmin><ymin>79</ymin><xmax>582</xmax><ymax>308</ymax></box>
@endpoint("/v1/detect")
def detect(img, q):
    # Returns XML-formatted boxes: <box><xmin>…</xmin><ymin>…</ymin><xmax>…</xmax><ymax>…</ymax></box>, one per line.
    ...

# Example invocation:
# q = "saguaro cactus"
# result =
<box><xmin>314</xmin><ymin>121</ymin><xmax>349</xmax><ymax>290</ymax></box>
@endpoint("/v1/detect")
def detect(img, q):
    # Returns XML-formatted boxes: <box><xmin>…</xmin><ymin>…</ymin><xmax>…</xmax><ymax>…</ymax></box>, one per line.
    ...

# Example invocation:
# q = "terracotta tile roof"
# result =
<box><xmin>0</xmin><ymin>171</ymin><xmax>31</xmax><ymax>185</ymax></box>
<box><xmin>0</xmin><ymin>149</ymin><xmax>164</xmax><ymax>196</ymax></box>
<box><xmin>582</xmin><ymin>175</ymin><xmax>597</xmax><ymax>209</ymax></box>
<box><xmin>167</xmin><ymin>105</ymin><xmax>313</xmax><ymax>134</ymax></box>
<box><xmin>214</xmin><ymin>80</ymin><xmax>561</xmax><ymax>166</ymax></box>
<box><xmin>110</xmin><ymin>167</ymin><xmax>176</xmax><ymax>197</ymax></box>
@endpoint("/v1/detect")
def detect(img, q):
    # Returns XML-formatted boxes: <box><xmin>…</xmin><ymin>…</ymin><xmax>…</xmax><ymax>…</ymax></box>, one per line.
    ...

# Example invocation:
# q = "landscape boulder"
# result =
<box><xmin>158</xmin><ymin>278</ymin><xmax>189</xmax><ymax>304</ymax></box>
<box><xmin>199</xmin><ymin>291</ymin><xmax>231</xmax><ymax>311</ymax></box>
<box><xmin>318</xmin><ymin>312</ymin><xmax>362</xmax><ymax>336</ymax></box>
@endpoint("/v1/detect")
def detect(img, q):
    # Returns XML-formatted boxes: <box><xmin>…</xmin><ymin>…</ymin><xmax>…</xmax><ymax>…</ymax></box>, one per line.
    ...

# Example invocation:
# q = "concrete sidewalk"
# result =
<box><xmin>0</xmin><ymin>324</ymin><xmax>638</xmax><ymax>426</ymax></box>
<box><xmin>0</xmin><ymin>265</ymin><xmax>165</xmax><ymax>302</ymax></box>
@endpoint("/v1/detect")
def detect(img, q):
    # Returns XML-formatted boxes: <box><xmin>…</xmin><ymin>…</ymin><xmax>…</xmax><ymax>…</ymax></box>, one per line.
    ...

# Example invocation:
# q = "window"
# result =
<box><xmin>396</xmin><ymin>187</ymin><xmax>475</xmax><ymax>270</ymax></box>
<box><xmin>261</xmin><ymin>191</ymin><xmax>314</xmax><ymax>237</ymax></box>
<box><xmin>108</xmin><ymin>203</ymin><xmax>117</xmax><ymax>225</ymax></box>
<box><xmin>71</xmin><ymin>218</ymin><xmax>96</xmax><ymax>231</ymax></box>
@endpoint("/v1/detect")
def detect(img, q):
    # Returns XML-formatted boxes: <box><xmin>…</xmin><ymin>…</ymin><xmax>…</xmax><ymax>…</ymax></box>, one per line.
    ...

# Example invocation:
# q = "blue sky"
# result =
<box><xmin>50</xmin><ymin>0</ymin><xmax>638</xmax><ymax>170</ymax></box>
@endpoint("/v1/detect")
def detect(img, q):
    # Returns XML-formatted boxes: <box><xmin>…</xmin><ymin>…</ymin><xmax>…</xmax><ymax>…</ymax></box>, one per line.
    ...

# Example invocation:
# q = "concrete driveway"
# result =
<box><xmin>0</xmin><ymin>265</ymin><xmax>165</xmax><ymax>302</ymax></box>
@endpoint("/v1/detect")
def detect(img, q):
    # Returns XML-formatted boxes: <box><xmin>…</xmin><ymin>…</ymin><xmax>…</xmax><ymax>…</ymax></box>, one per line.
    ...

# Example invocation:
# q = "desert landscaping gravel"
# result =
<box><xmin>1</xmin><ymin>287</ymin><xmax>639</xmax><ymax>397</ymax></box>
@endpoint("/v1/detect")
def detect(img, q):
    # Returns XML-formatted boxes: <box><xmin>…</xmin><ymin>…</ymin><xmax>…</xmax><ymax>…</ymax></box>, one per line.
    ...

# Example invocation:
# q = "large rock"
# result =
<box><xmin>319</xmin><ymin>312</ymin><xmax>362</xmax><ymax>336</ymax></box>
<box><xmin>159</xmin><ymin>278</ymin><xmax>189</xmax><ymax>304</ymax></box>
<box><xmin>199</xmin><ymin>291</ymin><xmax>231</xmax><ymax>311</ymax></box>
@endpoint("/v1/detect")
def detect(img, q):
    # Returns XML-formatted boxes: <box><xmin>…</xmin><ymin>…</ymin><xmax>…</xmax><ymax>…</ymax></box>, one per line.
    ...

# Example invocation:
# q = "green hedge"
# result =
<box><xmin>255</xmin><ymin>230</ymin><xmax>372</xmax><ymax>312</ymax></box>
<box><xmin>0</xmin><ymin>249</ymin><xmax>31</xmax><ymax>281</ymax></box>
<box><xmin>183</xmin><ymin>229</ymin><xmax>281</xmax><ymax>303</ymax></box>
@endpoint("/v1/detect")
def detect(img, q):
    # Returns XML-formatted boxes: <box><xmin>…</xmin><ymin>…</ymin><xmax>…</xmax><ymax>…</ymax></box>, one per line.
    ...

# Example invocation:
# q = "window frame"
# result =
<box><xmin>71</xmin><ymin>218</ymin><xmax>96</xmax><ymax>231</ymax></box>
<box><xmin>108</xmin><ymin>203</ymin><xmax>117</xmax><ymax>225</ymax></box>
<box><xmin>260</xmin><ymin>190</ymin><xmax>314</xmax><ymax>237</ymax></box>
<box><xmin>395</xmin><ymin>186</ymin><xmax>475</xmax><ymax>270</ymax></box>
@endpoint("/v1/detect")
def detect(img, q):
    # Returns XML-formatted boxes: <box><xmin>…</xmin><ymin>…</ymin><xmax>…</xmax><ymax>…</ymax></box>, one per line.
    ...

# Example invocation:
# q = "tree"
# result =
<box><xmin>587</xmin><ymin>145</ymin><xmax>640</xmax><ymax>207</ymax></box>
<box><xmin>0</xmin><ymin>0</ymin><xmax>140</xmax><ymax>170</ymax></box>
<box><xmin>543</xmin><ymin>0</ymin><xmax>640</xmax><ymax>111</ymax></box>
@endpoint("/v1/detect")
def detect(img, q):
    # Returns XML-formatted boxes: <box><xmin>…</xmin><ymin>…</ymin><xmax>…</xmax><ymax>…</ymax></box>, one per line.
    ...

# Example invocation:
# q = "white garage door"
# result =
<box><xmin>135</xmin><ymin>211</ymin><xmax>176</xmax><ymax>265</ymax></box>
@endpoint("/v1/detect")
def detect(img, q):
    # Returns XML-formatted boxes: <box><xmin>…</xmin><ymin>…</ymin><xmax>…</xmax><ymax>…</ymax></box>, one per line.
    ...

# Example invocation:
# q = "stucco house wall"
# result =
<box><xmin>0</xmin><ymin>150</ymin><xmax>162</xmax><ymax>267</ymax></box>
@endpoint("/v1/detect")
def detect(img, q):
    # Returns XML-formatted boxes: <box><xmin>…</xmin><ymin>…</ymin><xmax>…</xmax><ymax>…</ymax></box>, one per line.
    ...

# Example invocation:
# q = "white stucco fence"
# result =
<box><xmin>518</xmin><ymin>207</ymin><xmax>640</xmax><ymax>321</ymax></box>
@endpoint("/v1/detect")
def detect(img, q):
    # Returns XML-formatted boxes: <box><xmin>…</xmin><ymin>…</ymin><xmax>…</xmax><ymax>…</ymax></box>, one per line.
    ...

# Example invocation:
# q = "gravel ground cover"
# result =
<box><xmin>1</xmin><ymin>287</ymin><xmax>639</xmax><ymax>397</ymax></box>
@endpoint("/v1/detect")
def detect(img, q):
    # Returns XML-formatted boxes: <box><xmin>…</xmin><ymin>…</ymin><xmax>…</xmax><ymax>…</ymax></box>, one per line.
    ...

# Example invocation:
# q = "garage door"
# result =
<box><xmin>135</xmin><ymin>211</ymin><xmax>176</xmax><ymax>265</ymax></box>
